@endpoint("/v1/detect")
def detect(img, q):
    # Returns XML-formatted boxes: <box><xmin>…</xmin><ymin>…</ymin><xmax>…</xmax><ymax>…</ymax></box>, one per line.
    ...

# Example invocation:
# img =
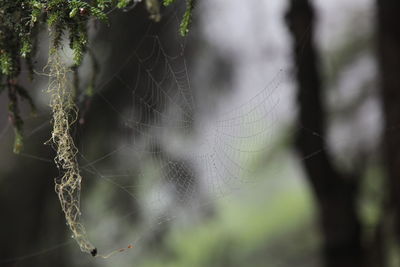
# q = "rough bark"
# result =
<box><xmin>285</xmin><ymin>1</ymin><xmax>363</xmax><ymax>266</ymax></box>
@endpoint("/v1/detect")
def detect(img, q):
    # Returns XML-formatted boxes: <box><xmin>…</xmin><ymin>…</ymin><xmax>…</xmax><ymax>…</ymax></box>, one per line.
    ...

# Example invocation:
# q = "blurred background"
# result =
<box><xmin>1</xmin><ymin>0</ymin><xmax>400</xmax><ymax>266</ymax></box>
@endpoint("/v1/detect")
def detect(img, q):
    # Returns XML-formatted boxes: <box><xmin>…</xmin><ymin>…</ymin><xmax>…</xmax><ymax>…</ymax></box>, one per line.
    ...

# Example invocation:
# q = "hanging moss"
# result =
<box><xmin>1</xmin><ymin>0</ymin><xmax>195</xmax><ymax>256</ymax></box>
<box><xmin>0</xmin><ymin>0</ymin><xmax>194</xmax><ymax>153</ymax></box>
<box><xmin>0</xmin><ymin>0</ymin><xmax>104</xmax><ymax>153</ymax></box>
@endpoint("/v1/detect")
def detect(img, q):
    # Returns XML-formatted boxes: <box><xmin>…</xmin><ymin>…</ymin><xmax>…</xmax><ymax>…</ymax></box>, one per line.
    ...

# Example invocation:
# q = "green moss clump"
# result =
<box><xmin>1</xmin><ymin>0</ymin><xmax>195</xmax><ymax>255</ymax></box>
<box><xmin>0</xmin><ymin>0</ymin><xmax>107</xmax><ymax>153</ymax></box>
<box><xmin>0</xmin><ymin>0</ymin><xmax>194</xmax><ymax>153</ymax></box>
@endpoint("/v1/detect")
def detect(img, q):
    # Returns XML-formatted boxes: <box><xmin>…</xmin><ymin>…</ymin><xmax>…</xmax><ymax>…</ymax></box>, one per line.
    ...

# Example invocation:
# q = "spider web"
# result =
<box><xmin>0</xmin><ymin>0</ymin><xmax>380</xmax><ymax>265</ymax></box>
<box><xmin>0</xmin><ymin>4</ymin><xmax>298</xmax><ymax>263</ymax></box>
<box><xmin>72</xmin><ymin>12</ymin><xmax>285</xmax><ymax>253</ymax></box>
<box><xmin>57</xmin><ymin>4</ymin><xmax>288</xmax><ymax>259</ymax></box>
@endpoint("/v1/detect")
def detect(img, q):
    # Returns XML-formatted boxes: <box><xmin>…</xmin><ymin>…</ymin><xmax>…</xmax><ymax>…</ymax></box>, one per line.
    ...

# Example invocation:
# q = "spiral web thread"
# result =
<box><xmin>80</xmin><ymin>27</ymin><xmax>283</xmax><ymax>222</ymax></box>
<box><xmin>46</xmin><ymin>50</ymin><xmax>96</xmax><ymax>256</ymax></box>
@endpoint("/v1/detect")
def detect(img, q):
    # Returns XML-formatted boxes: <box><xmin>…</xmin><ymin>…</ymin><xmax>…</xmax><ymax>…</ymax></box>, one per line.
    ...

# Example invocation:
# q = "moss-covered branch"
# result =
<box><xmin>0</xmin><ymin>0</ymin><xmax>194</xmax><ymax>153</ymax></box>
<box><xmin>0</xmin><ymin>0</ymin><xmax>195</xmax><ymax>256</ymax></box>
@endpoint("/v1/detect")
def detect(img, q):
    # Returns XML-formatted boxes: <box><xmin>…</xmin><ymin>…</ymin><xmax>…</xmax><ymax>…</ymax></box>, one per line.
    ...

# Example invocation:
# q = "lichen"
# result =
<box><xmin>46</xmin><ymin>49</ymin><xmax>96</xmax><ymax>254</ymax></box>
<box><xmin>0</xmin><ymin>1</ymin><xmax>194</xmax><ymax>153</ymax></box>
<box><xmin>0</xmin><ymin>0</ymin><xmax>194</xmax><ymax>255</ymax></box>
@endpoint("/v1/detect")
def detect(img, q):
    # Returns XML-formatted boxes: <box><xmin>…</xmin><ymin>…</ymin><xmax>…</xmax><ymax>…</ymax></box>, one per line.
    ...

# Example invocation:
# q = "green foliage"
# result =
<box><xmin>0</xmin><ymin>0</ymin><xmax>100</xmax><ymax>152</ymax></box>
<box><xmin>0</xmin><ymin>0</ymin><xmax>111</xmax><ymax>153</ymax></box>
<box><xmin>179</xmin><ymin>0</ymin><xmax>194</xmax><ymax>36</ymax></box>
<box><xmin>116</xmin><ymin>0</ymin><xmax>132</xmax><ymax>9</ymax></box>
<box><xmin>0</xmin><ymin>0</ymin><xmax>196</xmax><ymax>255</ymax></box>
<box><xmin>0</xmin><ymin>52</ymin><xmax>13</xmax><ymax>76</ymax></box>
<box><xmin>163</xmin><ymin>0</ymin><xmax>194</xmax><ymax>36</ymax></box>
<box><xmin>163</xmin><ymin>0</ymin><xmax>175</xmax><ymax>6</ymax></box>
<box><xmin>0</xmin><ymin>0</ymin><xmax>194</xmax><ymax>153</ymax></box>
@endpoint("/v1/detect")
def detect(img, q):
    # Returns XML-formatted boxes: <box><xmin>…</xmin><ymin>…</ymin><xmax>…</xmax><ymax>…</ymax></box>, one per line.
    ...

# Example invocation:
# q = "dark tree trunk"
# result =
<box><xmin>285</xmin><ymin>1</ymin><xmax>363</xmax><ymax>266</ymax></box>
<box><xmin>377</xmin><ymin>0</ymin><xmax>400</xmax><ymax>246</ymax></box>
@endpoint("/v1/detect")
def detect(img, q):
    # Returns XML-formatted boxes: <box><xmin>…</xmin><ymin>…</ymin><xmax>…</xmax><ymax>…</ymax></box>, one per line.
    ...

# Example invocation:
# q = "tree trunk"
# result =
<box><xmin>377</xmin><ymin>0</ymin><xmax>400</xmax><ymax>244</ymax></box>
<box><xmin>285</xmin><ymin>1</ymin><xmax>363</xmax><ymax>266</ymax></box>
